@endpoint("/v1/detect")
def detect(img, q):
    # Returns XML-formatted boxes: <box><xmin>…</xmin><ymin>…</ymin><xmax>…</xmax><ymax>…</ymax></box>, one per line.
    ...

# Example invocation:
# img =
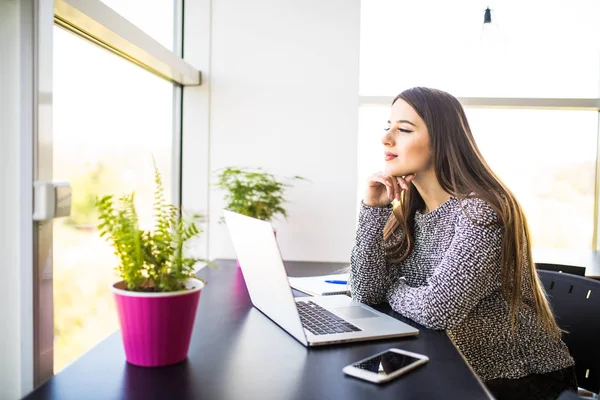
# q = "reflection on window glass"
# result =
<box><xmin>100</xmin><ymin>0</ymin><xmax>174</xmax><ymax>50</ymax></box>
<box><xmin>360</xmin><ymin>0</ymin><xmax>600</xmax><ymax>97</ymax></box>
<box><xmin>357</xmin><ymin>106</ymin><xmax>598</xmax><ymax>250</ymax></box>
<box><xmin>53</xmin><ymin>26</ymin><xmax>174</xmax><ymax>372</ymax></box>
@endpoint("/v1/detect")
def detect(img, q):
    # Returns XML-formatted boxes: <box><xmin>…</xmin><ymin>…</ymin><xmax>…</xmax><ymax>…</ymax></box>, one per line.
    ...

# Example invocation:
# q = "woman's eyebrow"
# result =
<box><xmin>387</xmin><ymin>119</ymin><xmax>416</xmax><ymax>127</ymax></box>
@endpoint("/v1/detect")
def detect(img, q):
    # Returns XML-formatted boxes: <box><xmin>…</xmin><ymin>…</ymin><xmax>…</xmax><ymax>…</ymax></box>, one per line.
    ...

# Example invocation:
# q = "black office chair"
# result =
<box><xmin>536</xmin><ymin>263</ymin><xmax>586</xmax><ymax>277</ymax></box>
<box><xmin>538</xmin><ymin>270</ymin><xmax>600</xmax><ymax>395</ymax></box>
<box><xmin>556</xmin><ymin>389</ymin><xmax>585</xmax><ymax>400</ymax></box>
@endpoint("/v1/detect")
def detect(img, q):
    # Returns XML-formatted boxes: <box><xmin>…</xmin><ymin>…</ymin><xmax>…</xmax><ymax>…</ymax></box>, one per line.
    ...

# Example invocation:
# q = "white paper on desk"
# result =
<box><xmin>288</xmin><ymin>273</ymin><xmax>350</xmax><ymax>296</ymax></box>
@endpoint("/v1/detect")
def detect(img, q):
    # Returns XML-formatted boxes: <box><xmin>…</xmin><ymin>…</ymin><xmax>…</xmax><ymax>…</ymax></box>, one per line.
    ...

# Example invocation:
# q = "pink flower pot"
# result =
<box><xmin>110</xmin><ymin>278</ymin><xmax>204</xmax><ymax>367</ymax></box>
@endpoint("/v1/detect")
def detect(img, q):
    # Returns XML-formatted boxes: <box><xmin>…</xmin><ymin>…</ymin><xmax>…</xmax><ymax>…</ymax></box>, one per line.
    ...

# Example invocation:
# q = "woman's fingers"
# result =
<box><xmin>368</xmin><ymin>172</ymin><xmax>416</xmax><ymax>203</ymax></box>
<box><xmin>369</xmin><ymin>174</ymin><xmax>393</xmax><ymax>200</ymax></box>
<box><xmin>396</xmin><ymin>174</ymin><xmax>416</xmax><ymax>191</ymax></box>
<box><xmin>380</xmin><ymin>173</ymin><xmax>400</xmax><ymax>200</ymax></box>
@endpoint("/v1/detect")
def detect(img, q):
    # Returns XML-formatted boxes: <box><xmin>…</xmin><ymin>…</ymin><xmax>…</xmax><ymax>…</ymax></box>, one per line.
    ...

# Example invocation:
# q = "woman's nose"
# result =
<box><xmin>381</xmin><ymin>130</ymin><xmax>394</xmax><ymax>147</ymax></box>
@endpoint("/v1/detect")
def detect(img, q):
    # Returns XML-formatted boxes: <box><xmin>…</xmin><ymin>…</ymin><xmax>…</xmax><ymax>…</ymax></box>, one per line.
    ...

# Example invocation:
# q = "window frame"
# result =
<box><xmin>21</xmin><ymin>0</ymin><xmax>208</xmax><ymax>391</ymax></box>
<box><xmin>54</xmin><ymin>0</ymin><xmax>200</xmax><ymax>85</ymax></box>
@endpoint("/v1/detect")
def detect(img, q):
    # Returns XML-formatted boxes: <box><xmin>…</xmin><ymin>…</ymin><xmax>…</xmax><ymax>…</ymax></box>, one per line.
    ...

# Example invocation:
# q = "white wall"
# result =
<box><xmin>205</xmin><ymin>0</ymin><xmax>361</xmax><ymax>262</ymax></box>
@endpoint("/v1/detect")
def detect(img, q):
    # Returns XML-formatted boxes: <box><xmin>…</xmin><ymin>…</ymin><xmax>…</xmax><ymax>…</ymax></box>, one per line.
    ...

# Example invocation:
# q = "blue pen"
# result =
<box><xmin>325</xmin><ymin>280</ymin><xmax>348</xmax><ymax>285</ymax></box>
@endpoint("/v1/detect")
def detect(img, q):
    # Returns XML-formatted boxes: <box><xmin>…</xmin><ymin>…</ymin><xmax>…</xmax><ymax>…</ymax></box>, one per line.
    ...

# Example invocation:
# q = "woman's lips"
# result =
<box><xmin>385</xmin><ymin>153</ymin><xmax>398</xmax><ymax>161</ymax></box>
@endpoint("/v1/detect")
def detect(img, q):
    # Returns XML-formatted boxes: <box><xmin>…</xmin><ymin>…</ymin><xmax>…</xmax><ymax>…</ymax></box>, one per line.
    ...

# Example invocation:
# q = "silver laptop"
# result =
<box><xmin>223</xmin><ymin>210</ymin><xmax>419</xmax><ymax>347</ymax></box>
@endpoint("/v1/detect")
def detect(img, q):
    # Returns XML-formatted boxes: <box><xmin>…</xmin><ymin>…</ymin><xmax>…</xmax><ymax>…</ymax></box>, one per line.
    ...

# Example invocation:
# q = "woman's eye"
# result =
<box><xmin>398</xmin><ymin>128</ymin><xmax>413</xmax><ymax>133</ymax></box>
<box><xmin>384</xmin><ymin>127</ymin><xmax>390</xmax><ymax>132</ymax></box>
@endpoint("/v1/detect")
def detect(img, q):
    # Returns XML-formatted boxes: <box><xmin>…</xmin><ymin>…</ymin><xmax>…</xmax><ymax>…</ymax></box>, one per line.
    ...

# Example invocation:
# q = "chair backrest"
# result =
<box><xmin>536</xmin><ymin>263</ymin><xmax>586</xmax><ymax>277</ymax></box>
<box><xmin>556</xmin><ymin>389</ymin><xmax>583</xmax><ymax>400</ymax></box>
<box><xmin>538</xmin><ymin>270</ymin><xmax>600</xmax><ymax>394</ymax></box>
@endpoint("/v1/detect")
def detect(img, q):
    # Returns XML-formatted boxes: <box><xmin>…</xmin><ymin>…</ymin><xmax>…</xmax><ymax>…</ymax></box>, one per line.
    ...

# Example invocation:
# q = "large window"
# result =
<box><xmin>358</xmin><ymin>0</ymin><xmax>600</xmax><ymax>251</ymax></box>
<box><xmin>52</xmin><ymin>26</ymin><xmax>175</xmax><ymax>372</ymax></box>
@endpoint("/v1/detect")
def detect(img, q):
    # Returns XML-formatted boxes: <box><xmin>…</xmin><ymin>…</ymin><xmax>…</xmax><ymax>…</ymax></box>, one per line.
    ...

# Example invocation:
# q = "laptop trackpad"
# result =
<box><xmin>334</xmin><ymin>306</ymin><xmax>379</xmax><ymax>319</ymax></box>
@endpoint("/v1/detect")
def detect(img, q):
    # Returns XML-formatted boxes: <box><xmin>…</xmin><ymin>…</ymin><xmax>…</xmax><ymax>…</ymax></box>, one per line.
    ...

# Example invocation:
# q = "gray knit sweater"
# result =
<box><xmin>349</xmin><ymin>197</ymin><xmax>574</xmax><ymax>382</ymax></box>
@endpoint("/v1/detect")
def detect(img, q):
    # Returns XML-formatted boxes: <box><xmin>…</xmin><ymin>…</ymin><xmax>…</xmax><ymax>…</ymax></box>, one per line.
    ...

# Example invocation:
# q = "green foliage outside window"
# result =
<box><xmin>67</xmin><ymin>163</ymin><xmax>119</xmax><ymax>227</ymax></box>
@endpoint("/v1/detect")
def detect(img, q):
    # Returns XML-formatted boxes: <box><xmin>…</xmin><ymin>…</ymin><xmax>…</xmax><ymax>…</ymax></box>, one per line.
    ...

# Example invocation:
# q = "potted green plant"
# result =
<box><xmin>96</xmin><ymin>163</ymin><xmax>215</xmax><ymax>367</ymax></box>
<box><xmin>214</xmin><ymin>166</ymin><xmax>307</xmax><ymax>223</ymax></box>
<box><xmin>213</xmin><ymin>167</ymin><xmax>307</xmax><ymax>266</ymax></box>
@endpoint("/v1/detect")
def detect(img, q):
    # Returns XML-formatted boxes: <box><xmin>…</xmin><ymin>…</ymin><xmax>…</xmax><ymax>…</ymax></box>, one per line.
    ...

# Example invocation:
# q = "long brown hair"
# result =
<box><xmin>384</xmin><ymin>87</ymin><xmax>560</xmax><ymax>336</ymax></box>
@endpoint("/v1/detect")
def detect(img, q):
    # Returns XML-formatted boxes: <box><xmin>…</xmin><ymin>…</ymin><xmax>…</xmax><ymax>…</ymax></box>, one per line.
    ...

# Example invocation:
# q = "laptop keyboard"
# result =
<box><xmin>296</xmin><ymin>301</ymin><xmax>362</xmax><ymax>336</ymax></box>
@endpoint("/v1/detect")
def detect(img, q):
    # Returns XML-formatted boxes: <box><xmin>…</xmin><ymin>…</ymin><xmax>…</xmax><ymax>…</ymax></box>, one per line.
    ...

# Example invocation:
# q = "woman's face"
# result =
<box><xmin>382</xmin><ymin>99</ymin><xmax>433</xmax><ymax>177</ymax></box>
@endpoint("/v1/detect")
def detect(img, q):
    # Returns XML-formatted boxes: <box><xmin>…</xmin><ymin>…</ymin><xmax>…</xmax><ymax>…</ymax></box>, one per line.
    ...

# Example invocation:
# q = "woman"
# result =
<box><xmin>349</xmin><ymin>87</ymin><xmax>577</xmax><ymax>400</ymax></box>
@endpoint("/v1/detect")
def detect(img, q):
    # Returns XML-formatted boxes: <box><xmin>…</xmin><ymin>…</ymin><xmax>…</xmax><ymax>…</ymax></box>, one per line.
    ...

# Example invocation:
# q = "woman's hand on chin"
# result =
<box><xmin>363</xmin><ymin>172</ymin><xmax>415</xmax><ymax>208</ymax></box>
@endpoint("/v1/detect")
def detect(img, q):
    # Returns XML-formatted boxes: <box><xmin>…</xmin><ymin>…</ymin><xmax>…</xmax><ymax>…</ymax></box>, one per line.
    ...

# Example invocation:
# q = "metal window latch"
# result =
<box><xmin>33</xmin><ymin>181</ymin><xmax>72</xmax><ymax>221</ymax></box>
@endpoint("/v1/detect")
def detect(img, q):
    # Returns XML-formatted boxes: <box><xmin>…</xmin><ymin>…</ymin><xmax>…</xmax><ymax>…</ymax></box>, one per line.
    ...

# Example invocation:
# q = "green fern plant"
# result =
<box><xmin>96</xmin><ymin>163</ymin><xmax>215</xmax><ymax>292</ymax></box>
<box><xmin>214</xmin><ymin>166</ymin><xmax>307</xmax><ymax>222</ymax></box>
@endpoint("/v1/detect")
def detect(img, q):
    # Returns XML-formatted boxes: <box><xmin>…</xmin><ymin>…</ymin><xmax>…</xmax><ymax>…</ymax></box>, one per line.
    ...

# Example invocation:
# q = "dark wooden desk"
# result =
<box><xmin>25</xmin><ymin>259</ymin><xmax>492</xmax><ymax>400</ymax></box>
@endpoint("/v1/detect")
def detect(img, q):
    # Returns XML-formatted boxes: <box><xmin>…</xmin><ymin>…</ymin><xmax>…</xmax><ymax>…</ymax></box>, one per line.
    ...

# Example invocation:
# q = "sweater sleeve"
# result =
<box><xmin>387</xmin><ymin>203</ymin><xmax>503</xmax><ymax>330</ymax></box>
<box><xmin>349</xmin><ymin>202</ymin><xmax>398</xmax><ymax>305</ymax></box>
